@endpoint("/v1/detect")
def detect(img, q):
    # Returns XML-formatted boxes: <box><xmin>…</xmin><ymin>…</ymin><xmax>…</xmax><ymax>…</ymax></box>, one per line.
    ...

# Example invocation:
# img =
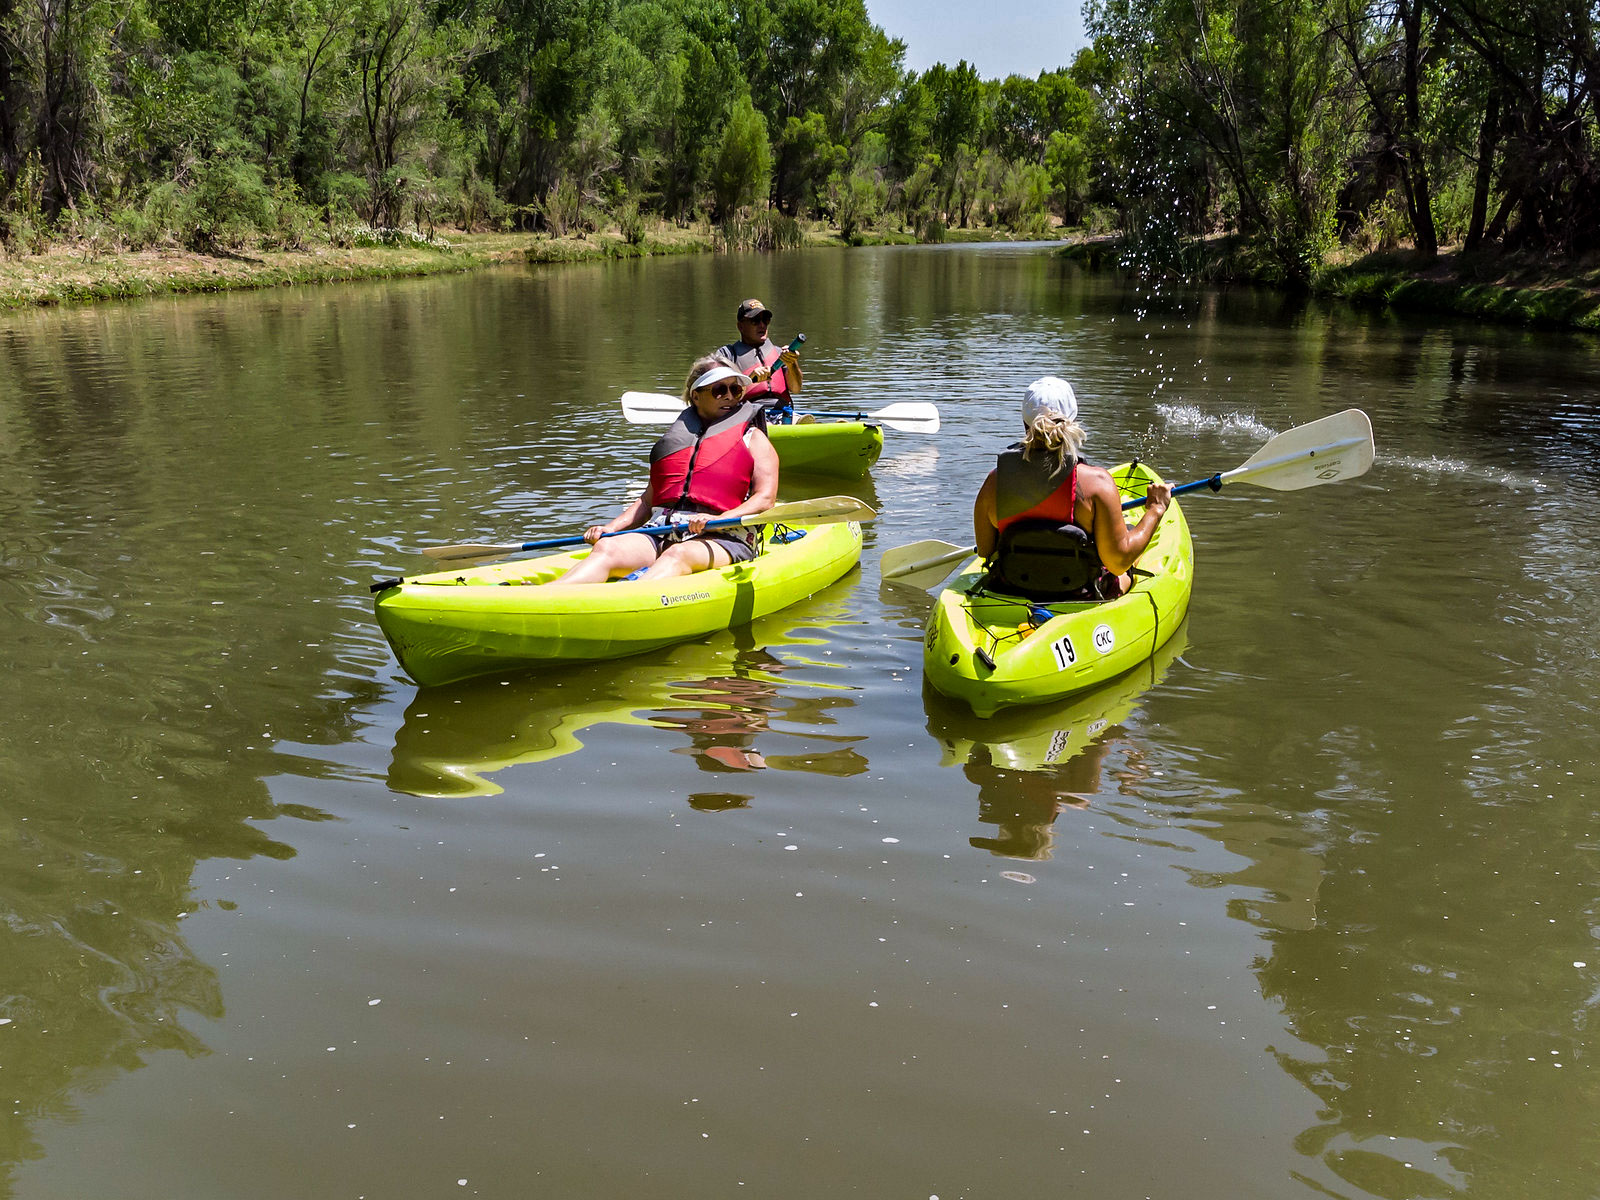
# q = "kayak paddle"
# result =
<box><xmin>878</xmin><ymin>539</ymin><xmax>979</xmax><ymax>589</ymax></box>
<box><xmin>790</xmin><ymin>403</ymin><xmax>940</xmax><ymax>432</ymax></box>
<box><xmin>1121</xmin><ymin>407</ymin><xmax>1374</xmax><ymax>509</ymax></box>
<box><xmin>878</xmin><ymin>408</ymin><xmax>1376</xmax><ymax>586</ymax></box>
<box><xmin>622</xmin><ymin>392</ymin><xmax>939</xmax><ymax>433</ymax></box>
<box><xmin>418</xmin><ymin>495</ymin><xmax>876</xmax><ymax>563</ymax></box>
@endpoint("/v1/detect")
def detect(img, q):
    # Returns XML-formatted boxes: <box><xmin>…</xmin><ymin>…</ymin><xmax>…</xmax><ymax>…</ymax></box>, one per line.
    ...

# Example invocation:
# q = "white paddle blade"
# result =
<box><xmin>795</xmin><ymin>402</ymin><xmax>941</xmax><ymax>432</ymax></box>
<box><xmin>879</xmin><ymin>540</ymin><xmax>976</xmax><ymax>588</ymax></box>
<box><xmin>748</xmin><ymin>495</ymin><xmax>877</xmax><ymax>526</ymax></box>
<box><xmin>421</xmin><ymin>542</ymin><xmax>525</xmax><ymax>561</ymax></box>
<box><xmin>1230</xmin><ymin>408</ymin><xmax>1374</xmax><ymax>491</ymax></box>
<box><xmin>620</xmin><ymin>391</ymin><xmax>684</xmax><ymax>424</ymax></box>
<box><xmin>869</xmin><ymin>402</ymin><xmax>941</xmax><ymax>433</ymax></box>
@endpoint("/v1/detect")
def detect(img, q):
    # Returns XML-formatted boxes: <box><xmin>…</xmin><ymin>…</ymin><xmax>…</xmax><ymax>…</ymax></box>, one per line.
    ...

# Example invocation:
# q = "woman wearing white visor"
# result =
<box><xmin>555</xmin><ymin>355</ymin><xmax>778</xmax><ymax>584</ymax></box>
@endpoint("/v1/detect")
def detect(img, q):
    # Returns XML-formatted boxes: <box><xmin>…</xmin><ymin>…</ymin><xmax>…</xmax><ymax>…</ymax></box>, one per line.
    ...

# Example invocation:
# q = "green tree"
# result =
<box><xmin>709</xmin><ymin>91</ymin><xmax>769</xmax><ymax>221</ymax></box>
<box><xmin>1328</xmin><ymin>0</ymin><xmax>1440</xmax><ymax>257</ymax></box>
<box><xmin>1089</xmin><ymin>0</ymin><xmax>1360</xmax><ymax>280</ymax></box>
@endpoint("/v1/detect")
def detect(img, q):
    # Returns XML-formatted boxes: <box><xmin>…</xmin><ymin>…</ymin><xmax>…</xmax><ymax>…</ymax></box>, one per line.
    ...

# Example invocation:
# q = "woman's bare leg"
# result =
<box><xmin>638</xmin><ymin>537</ymin><xmax>736</xmax><ymax>581</ymax></box>
<box><xmin>551</xmin><ymin>532</ymin><xmax>659</xmax><ymax>584</ymax></box>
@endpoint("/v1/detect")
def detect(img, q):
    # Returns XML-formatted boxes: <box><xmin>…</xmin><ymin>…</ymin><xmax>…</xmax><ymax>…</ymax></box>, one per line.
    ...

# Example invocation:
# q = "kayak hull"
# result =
<box><xmin>769</xmin><ymin>420</ymin><xmax>883</xmax><ymax>476</ymax></box>
<box><xmin>376</xmin><ymin>521</ymin><xmax>863</xmax><ymax>687</ymax></box>
<box><xmin>922</xmin><ymin>463</ymin><xmax>1193</xmax><ymax>718</ymax></box>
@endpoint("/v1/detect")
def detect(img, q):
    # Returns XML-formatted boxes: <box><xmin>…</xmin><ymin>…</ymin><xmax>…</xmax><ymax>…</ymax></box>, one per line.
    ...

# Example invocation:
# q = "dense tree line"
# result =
<box><xmin>1085</xmin><ymin>0</ymin><xmax>1600</xmax><ymax>279</ymax></box>
<box><xmin>0</xmin><ymin>0</ymin><xmax>1592</xmax><ymax>275</ymax></box>
<box><xmin>0</xmin><ymin>0</ymin><xmax>1095</xmax><ymax>252</ymax></box>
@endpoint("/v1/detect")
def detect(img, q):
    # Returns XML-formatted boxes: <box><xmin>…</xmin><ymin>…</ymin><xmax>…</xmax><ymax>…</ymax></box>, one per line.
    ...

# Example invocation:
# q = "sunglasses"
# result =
<box><xmin>704</xmin><ymin>382</ymin><xmax>745</xmax><ymax>399</ymax></box>
<box><xmin>744</xmin><ymin>315</ymin><xmax>771</xmax><ymax>324</ymax></box>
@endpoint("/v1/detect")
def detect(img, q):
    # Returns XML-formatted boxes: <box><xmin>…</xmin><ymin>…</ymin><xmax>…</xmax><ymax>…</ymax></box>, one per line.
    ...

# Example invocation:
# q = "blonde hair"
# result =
<box><xmin>681</xmin><ymin>353</ymin><xmax>736</xmax><ymax>405</ymax></box>
<box><xmin>1020</xmin><ymin>411</ymin><xmax>1087</xmax><ymax>477</ymax></box>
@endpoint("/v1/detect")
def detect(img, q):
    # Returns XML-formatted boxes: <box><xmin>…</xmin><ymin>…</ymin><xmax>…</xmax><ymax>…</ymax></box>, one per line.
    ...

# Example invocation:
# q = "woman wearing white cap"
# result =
<box><xmin>972</xmin><ymin>376</ymin><xmax>1172</xmax><ymax>600</ymax></box>
<box><xmin>554</xmin><ymin>354</ymin><xmax>778</xmax><ymax>584</ymax></box>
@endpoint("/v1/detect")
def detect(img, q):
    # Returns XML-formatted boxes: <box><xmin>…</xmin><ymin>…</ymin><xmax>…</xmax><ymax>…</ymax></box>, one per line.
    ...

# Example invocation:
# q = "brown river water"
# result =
<box><xmin>2</xmin><ymin>245</ymin><xmax>1598</xmax><ymax>1198</ymax></box>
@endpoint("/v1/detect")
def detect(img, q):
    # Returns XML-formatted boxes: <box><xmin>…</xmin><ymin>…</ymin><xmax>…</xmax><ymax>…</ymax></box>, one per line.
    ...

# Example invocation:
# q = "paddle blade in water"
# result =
<box><xmin>879</xmin><ymin>539</ymin><xmax>976</xmax><ymax>588</ymax></box>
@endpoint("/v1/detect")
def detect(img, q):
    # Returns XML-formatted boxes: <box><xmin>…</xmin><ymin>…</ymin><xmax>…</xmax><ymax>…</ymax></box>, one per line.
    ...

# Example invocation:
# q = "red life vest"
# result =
<box><xmin>990</xmin><ymin>447</ymin><xmax>1110</xmax><ymax>601</ymax></box>
<box><xmin>721</xmin><ymin>340</ymin><xmax>789</xmax><ymax>405</ymax></box>
<box><xmin>996</xmin><ymin>447</ymin><xmax>1079</xmax><ymax>535</ymax></box>
<box><xmin>648</xmin><ymin>401</ymin><xmax>760</xmax><ymax>514</ymax></box>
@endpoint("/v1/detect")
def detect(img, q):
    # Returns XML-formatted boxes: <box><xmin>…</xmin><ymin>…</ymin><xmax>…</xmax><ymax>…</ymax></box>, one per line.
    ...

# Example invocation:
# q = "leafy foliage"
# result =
<box><xmin>0</xmin><ymin>0</ymin><xmax>1588</xmax><ymax>269</ymax></box>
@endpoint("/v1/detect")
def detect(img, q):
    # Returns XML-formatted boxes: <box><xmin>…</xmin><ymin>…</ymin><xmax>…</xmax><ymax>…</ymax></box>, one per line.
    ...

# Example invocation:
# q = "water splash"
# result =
<box><xmin>1156</xmin><ymin>404</ymin><xmax>1276</xmax><ymax>441</ymax></box>
<box><xmin>1383</xmin><ymin>453</ymin><xmax>1548</xmax><ymax>492</ymax></box>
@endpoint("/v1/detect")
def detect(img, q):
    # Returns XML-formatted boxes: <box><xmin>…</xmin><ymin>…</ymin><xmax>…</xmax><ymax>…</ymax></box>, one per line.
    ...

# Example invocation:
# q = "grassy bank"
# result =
<box><xmin>1058</xmin><ymin>235</ymin><xmax>1600</xmax><ymax>333</ymax></box>
<box><xmin>1314</xmin><ymin>250</ymin><xmax>1600</xmax><ymax>332</ymax></box>
<box><xmin>0</xmin><ymin>217</ymin><xmax>1075</xmax><ymax>310</ymax></box>
<box><xmin>0</xmin><ymin>225</ymin><xmax>720</xmax><ymax>309</ymax></box>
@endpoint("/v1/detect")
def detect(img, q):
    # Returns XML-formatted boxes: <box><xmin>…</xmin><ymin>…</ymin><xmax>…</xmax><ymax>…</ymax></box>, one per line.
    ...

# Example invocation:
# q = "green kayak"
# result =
<box><xmin>768</xmin><ymin>420</ymin><xmax>884</xmax><ymax>477</ymax></box>
<box><xmin>922</xmin><ymin>462</ymin><xmax>1193</xmax><ymax>718</ymax></box>
<box><xmin>376</xmin><ymin>520</ymin><xmax>863</xmax><ymax>687</ymax></box>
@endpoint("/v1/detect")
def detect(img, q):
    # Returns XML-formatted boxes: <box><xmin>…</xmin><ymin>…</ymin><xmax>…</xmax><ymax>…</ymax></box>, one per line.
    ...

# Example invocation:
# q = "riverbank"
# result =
<box><xmin>0</xmin><ymin>220</ymin><xmax>1067</xmax><ymax>310</ymax></box>
<box><xmin>0</xmin><ymin>227</ymin><xmax>717</xmax><ymax>309</ymax></box>
<box><xmin>1060</xmin><ymin>235</ymin><xmax>1600</xmax><ymax>333</ymax></box>
<box><xmin>1315</xmin><ymin>249</ymin><xmax>1600</xmax><ymax>332</ymax></box>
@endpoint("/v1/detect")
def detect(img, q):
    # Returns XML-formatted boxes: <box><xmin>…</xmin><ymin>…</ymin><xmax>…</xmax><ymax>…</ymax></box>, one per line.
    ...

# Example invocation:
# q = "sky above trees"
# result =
<box><xmin>864</xmin><ymin>1</ymin><xmax>1088</xmax><ymax>77</ymax></box>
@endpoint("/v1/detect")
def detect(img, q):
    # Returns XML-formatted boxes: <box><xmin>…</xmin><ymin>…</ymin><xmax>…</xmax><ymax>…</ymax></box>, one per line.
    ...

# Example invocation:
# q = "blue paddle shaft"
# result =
<box><xmin>516</xmin><ymin>514</ymin><xmax>748</xmax><ymax>553</ymax></box>
<box><xmin>1121</xmin><ymin>474</ymin><xmax>1222</xmax><ymax>510</ymax></box>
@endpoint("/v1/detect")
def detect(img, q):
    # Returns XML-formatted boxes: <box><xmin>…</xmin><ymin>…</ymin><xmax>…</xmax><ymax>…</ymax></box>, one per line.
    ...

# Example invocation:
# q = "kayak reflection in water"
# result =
<box><xmin>553</xmin><ymin>354</ymin><xmax>778</xmax><ymax>584</ymax></box>
<box><xmin>973</xmin><ymin>376</ymin><xmax>1172</xmax><ymax>601</ymax></box>
<box><xmin>966</xmin><ymin>735</ymin><xmax>1159</xmax><ymax>860</ymax></box>
<box><xmin>719</xmin><ymin>297</ymin><xmax>804</xmax><ymax>421</ymax></box>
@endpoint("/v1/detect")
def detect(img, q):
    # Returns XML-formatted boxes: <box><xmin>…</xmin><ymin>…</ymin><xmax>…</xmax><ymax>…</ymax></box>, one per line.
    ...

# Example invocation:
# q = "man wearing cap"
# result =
<box><xmin>972</xmin><ymin>376</ymin><xmax>1172</xmax><ymax>600</ymax></box>
<box><xmin>719</xmin><ymin>299</ymin><xmax>805</xmax><ymax>419</ymax></box>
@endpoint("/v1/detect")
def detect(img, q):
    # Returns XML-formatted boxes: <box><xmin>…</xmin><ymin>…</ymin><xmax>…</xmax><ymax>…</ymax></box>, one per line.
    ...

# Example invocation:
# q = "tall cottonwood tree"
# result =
<box><xmin>1329</xmin><ymin>0</ymin><xmax>1440</xmax><ymax>257</ymax></box>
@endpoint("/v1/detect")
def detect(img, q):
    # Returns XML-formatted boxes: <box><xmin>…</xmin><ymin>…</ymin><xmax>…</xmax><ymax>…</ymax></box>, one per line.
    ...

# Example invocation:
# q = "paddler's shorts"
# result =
<box><xmin>647</xmin><ymin>511</ymin><xmax>758</xmax><ymax>564</ymax></box>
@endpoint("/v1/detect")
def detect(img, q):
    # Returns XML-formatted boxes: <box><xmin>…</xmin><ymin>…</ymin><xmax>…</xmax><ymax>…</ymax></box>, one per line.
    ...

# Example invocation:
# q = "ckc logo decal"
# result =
<box><xmin>1092</xmin><ymin>624</ymin><xmax>1115</xmax><ymax>654</ymax></box>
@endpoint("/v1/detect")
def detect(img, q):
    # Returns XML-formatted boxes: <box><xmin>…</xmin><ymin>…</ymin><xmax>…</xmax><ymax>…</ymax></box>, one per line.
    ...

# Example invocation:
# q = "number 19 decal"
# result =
<box><xmin>1051</xmin><ymin>634</ymin><xmax>1077</xmax><ymax>671</ymax></box>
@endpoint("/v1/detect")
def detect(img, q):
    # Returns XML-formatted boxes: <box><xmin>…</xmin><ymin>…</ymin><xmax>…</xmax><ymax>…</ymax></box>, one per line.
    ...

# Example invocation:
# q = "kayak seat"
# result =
<box><xmin>984</xmin><ymin>519</ymin><xmax>1107</xmax><ymax>602</ymax></box>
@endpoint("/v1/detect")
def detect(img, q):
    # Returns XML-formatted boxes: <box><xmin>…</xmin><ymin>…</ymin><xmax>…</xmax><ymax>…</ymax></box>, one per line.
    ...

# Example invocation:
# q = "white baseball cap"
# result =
<box><xmin>1021</xmin><ymin>376</ymin><xmax>1078</xmax><ymax>424</ymax></box>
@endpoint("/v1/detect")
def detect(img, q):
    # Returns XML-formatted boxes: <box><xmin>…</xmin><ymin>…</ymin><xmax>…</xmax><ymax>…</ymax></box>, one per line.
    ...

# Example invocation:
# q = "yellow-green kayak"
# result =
<box><xmin>768</xmin><ymin>420</ymin><xmax>883</xmax><ymax>476</ymax></box>
<box><xmin>922</xmin><ymin>463</ymin><xmax>1193</xmax><ymax>718</ymax></box>
<box><xmin>376</xmin><ymin>520</ymin><xmax>863</xmax><ymax>687</ymax></box>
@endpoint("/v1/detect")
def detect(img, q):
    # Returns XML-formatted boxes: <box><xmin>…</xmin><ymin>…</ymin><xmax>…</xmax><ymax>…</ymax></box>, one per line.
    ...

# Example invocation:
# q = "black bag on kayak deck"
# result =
<box><xmin>985</xmin><ymin>518</ymin><xmax>1105</xmax><ymax>601</ymax></box>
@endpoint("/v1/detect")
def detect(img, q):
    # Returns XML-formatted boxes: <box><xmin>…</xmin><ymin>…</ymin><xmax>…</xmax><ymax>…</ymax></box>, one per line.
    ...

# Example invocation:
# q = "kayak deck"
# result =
<box><xmin>376</xmin><ymin>520</ymin><xmax>863</xmax><ymax>686</ymax></box>
<box><xmin>922</xmin><ymin>463</ymin><xmax>1193</xmax><ymax>718</ymax></box>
